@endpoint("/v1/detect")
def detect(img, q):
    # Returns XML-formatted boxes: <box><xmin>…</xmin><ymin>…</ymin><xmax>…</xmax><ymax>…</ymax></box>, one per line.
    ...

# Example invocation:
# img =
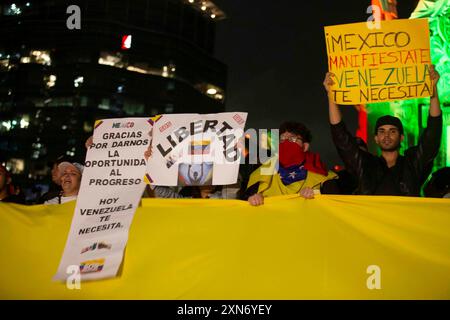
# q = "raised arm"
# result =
<box><xmin>429</xmin><ymin>65</ymin><xmax>441</xmax><ymax>117</ymax></box>
<box><xmin>323</xmin><ymin>72</ymin><xmax>342</xmax><ymax>125</ymax></box>
<box><xmin>408</xmin><ymin>65</ymin><xmax>443</xmax><ymax>180</ymax></box>
<box><xmin>325</xmin><ymin>72</ymin><xmax>367</xmax><ymax>178</ymax></box>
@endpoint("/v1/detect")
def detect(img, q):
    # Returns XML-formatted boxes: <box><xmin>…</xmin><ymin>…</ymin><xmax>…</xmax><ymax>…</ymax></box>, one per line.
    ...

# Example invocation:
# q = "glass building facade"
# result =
<box><xmin>0</xmin><ymin>0</ymin><xmax>227</xmax><ymax>198</ymax></box>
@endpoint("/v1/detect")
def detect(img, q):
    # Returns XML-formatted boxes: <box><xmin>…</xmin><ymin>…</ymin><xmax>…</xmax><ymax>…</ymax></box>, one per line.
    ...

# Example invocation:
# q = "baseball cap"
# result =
<box><xmin>375</xmin><ymin>115</ymin><xmax>404</xmax><ymax>135</ymax></box>
<box><xmin>58</xmin><ymin>162</ymin><xmax>84</xmax><ymax>176</ymax></box>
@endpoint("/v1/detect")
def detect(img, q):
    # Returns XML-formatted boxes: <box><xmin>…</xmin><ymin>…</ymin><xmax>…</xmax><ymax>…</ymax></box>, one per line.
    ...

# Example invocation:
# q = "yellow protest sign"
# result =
<box><xmin>1</xmin><ymin>195</ymin><xmax>450</xmax><ymax>299</ymax></box>
<box><xmin>324</xmin><ymin>19</ymin><xmax>432</xmax><ymax>105</ymax></box>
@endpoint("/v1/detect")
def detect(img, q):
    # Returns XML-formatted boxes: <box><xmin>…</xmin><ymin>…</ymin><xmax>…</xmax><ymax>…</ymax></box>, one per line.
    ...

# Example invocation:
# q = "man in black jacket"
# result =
<box><xmin>323</xmin><ymin>65</ymin><xmax>442</xmax><ymax>196</ymax></box>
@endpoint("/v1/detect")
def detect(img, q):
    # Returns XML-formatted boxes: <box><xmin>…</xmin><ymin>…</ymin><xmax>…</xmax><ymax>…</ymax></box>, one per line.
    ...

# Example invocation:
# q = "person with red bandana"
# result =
<box><xmin>245</xmin><ymin>122</ymin><xmax>337</xmax><ymax>206</ymax></box>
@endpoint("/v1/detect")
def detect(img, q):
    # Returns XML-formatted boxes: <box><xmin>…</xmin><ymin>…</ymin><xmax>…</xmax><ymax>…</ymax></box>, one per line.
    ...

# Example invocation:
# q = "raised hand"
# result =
<box><xmin>323</xmin><ymin>72</ymin><xmax>335</xmax><ymax>93</ymax></box>
<box><xmin>85</xmin><ymin>136</ymin><xmax>93</xmax><ymax>149</ymax></box>
<box><xmin>430</xmin><ymin>64</ymin><xmax>440</xmax><ymax>87</ymax></box>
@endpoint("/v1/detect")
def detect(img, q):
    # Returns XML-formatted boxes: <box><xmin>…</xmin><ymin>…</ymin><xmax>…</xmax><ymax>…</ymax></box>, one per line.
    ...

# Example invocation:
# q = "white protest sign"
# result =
<box><xmin>146</xmin><ymin>112</ymin><xmax>247</xmax><ymax>186</ymax></box>
<box><xmin>54</xmin><ymin>118</ymin><xmax>151</xmax><ymax>281</ymax></box>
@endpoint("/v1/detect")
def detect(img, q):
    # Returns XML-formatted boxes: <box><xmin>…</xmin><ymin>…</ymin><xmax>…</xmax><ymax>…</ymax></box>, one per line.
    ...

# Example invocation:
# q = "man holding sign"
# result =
<box><xmin>324</xmin><ymin>65</ymin><xmax>442</xmax><ymax>196</ymax></box>
<box><xmin>321</xmin><ymin>18</ymin><xmax>443</xmax><ymax>197</ymax></box>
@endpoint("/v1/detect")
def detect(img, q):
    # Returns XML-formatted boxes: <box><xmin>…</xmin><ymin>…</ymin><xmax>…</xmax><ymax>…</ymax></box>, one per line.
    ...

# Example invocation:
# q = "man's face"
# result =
<box><xmin>51</xmin><ymin>163</ymin><xmax>61</xmax><ymax>185</ymax></box>
<box><xmin>60</xmin><ymin>167</ymin><xmax>81</xmax><ymax>195</ymax></box>
<box><xmin>280</xmin><ymin>131</ymin><xmax>309</xmax><ymax>152</ymax></box>
<box><xmin>375</xmin><ymin>125</ymin><xmax>403</xmax><ymax>151</ymax></box>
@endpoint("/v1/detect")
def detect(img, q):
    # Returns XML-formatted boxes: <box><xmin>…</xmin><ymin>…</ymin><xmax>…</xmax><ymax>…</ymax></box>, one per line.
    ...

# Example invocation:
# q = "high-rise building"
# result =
<box><xmin>0</xmin><ymin>0</ymin><xmax>227</xmax><ymax>198</ymax></box>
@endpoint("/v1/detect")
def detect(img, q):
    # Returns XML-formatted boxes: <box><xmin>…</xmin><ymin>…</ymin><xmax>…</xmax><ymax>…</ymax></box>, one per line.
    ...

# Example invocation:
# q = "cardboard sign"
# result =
<box><xmin>324</xmin><ymin>19</ymin><xmax>432</xmax><ymax>104</ymax></box>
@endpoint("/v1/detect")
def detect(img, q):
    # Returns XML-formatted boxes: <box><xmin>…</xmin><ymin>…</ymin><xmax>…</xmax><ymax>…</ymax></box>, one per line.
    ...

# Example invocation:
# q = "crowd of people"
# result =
<box><xmin>1</xmin><ymin>67</ymin><xmax>449</xmax><ymax>206</ymax></box>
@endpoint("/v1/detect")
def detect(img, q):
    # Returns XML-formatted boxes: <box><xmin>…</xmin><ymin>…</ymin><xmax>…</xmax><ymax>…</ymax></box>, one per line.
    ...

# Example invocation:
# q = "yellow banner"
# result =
<box><xmin>1</xmin><ymin>195</ymin><xmax>450</xmax><ymax>299</ymax></box>
<box><xmin>324</xmin><ymin>19</ymin><xmax>432</xmax><ymax>105</ymax></box>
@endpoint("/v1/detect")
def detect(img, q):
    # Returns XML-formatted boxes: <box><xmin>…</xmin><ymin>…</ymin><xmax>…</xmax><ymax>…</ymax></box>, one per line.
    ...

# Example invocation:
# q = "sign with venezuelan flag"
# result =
<box><xmin>146</xmin><ymin>112</ymin><xmax>247</xmax><ymax>186</ymax></box>
<box><xmin>324</xmin><ymin>18</ymin><xmax>432</xmax><ymax>105</ymax></box>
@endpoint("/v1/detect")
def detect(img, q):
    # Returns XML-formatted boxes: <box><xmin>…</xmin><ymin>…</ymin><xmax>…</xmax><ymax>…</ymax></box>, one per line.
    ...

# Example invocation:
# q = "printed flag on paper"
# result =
<box><xmin>147</xmin><ymin>112</ymin><xmax>247</xmax><ymax>186</ymax></box>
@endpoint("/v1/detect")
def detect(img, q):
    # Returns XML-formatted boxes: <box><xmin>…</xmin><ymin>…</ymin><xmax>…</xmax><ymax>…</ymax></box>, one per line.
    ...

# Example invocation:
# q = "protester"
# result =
<box><xmin>0</xmin><ymin>165</ymin><xmax>24</xmax><ymax>204</ymax></box>
<box><xmin>245</xmin><ymin>122</ymin><xmax>336</xmax><ymax>205</ymax></box>
<box><xmin>44</xmin><ymin>162</ymin><xmax>83</xmax><ymax>204</ymax></box>
<box><xmin>323</xmin><ymin>65</ymin><xmax>442</xmax><ymax>196</ymax></box>
<box><xmin>38</xmin><ymin>155</ymin><xmax>74</xmax><ymax>204</ymax></box>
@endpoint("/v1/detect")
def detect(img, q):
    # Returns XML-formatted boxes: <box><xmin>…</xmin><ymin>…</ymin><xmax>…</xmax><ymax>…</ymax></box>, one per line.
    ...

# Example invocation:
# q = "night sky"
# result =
<box><xmin>215</xmin><ymin>0</ymin><xmax>419</xmax><ymax>166</ymax></box>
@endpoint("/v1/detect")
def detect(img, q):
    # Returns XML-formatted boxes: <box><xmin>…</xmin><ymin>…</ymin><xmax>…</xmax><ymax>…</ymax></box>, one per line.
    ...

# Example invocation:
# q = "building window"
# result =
<box><xmin>4</xmin><ymin>3</ymin><xmax>22</xmax><ymax>15</ymax></box>
<box><xmin>196</xmin><ymin>83</ymin><xmax>225</xmax><ymax>102</ymax></box>
<box><xmin>98</xmin><ymin>98</ymin><xmax>111</xmax><ymax>110</ymax></box>
<box><xmin>7</xmin><ymin>158</ymin><xmax>25</xmax><ymax>174</ymax></box>
<box><xmin>44</xmin><ymin>74</ymin><xmax>57</xmax><ymax>89</ymax></box>
<box><xmin>98</xmin><ymin>52</ymin><xmax>126</xmax><ymax>68</ymax></box>
<box><xmin>20</xmin><ymin>50</ymin><xmax>52</xmax><ymax>66</ymax></box>
<box><xmin>99</xmin><ymin>52</ymin><xmax>178</xmax><ymax>79</ymax></box>
<box><xmin>0</xmin><ymin>53</ymin><xmax>13</xmax><ymax>71</ymax></box>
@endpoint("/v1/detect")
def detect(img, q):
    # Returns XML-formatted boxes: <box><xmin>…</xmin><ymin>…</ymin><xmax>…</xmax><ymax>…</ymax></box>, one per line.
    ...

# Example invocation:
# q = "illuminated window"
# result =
<box><xmin>44</xmin><ymin>74</ymin><xmax>57</xmax><ymax>88</ymax></box>
<box><xmin>1</xmin><ymin>121</ymin><xmax>12</xmax><ymax>132</ymax></box>
<box><xmin>0</xmin><ymin>116</ymin><xmax>29</xmax><ymax>132</ymax></box>
<box><xmin>98</xmin><ymin>52</ymin><xmax>177</xmax><ymax>80</ymax></box>
<box><xmin>74</xmin><ymin>76</ymin><xmax>84</xmax><ymax>88</ymax></box>
<box><xmin>162</xmin><ymin>66</ymin><xmax>169</xmax><ymax>77</ymax></box>
<box><xmin>7</xmin><ymin>159</ymin><xmax>25</xmax><ymax>174</ymax></box>
<box><xmin>98</xmin><ymin>52</ymin><xmax>125</xmax><ymax>68</ymax></box>
<box><xmin>126</xmin><ymin>65</ymin><xmax>150</xmax><ymax>74</ymax></box>
<box><xmin>162</xmin><ymin>64</ymin><xmax>176</xmax><ymax>78</ymax></box>
<box><xmin>184</xmin><ymin>0</ymin><xmax>226</xmax><ymax>20</ymax></box>
<box><xmin>4</xmin><ymin>3</ymin><xmax>22</xmax><ymax>15</ymax></box>
<box><xmin>0</xmin><ymin>58</ymin><xmax>10</xmax><ymax>71</ymax></box>
<box><xmin>196</xmin><ymin>83</ymin><xmax>225</xmax><ymax>102</ymax></box>
<box><xmin>20</xmin><ymin>115</ymin><xmax>30</xmax><ymax>129</ymax></box>
<box><xmin>21</xmin><ymin>50</ymin><xmax>52</xmax><ymax>66</ymax></box>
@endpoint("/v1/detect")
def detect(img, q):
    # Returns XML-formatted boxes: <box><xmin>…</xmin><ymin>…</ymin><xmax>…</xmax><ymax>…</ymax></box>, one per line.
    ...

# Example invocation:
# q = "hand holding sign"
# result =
<box><xmin>323</xmin><ymin>72</ymin><xmax>335</xmax><ymax>94</ymax></box>
<box><xmin>144</xmin><ymin>128</ymin><xmax>153</xmax><ymax>161</ymax></box>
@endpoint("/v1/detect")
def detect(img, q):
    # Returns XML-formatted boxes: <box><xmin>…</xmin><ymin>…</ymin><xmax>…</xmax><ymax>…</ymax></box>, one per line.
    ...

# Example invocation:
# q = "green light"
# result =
<box><xmin>447</xmin><ymin>126</ymin><xmax>450</xmax><ymax>167</ymax></box>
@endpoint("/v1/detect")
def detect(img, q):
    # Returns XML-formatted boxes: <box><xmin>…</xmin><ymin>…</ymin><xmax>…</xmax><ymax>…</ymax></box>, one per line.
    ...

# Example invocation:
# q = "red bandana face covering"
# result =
<box><xmin>278</xmin><ymin>141</ymin><xmax>328</xmax><ymax>176</ymax></box>
<box><xmin>278</xmin><ymin>141</ymin><xmax>306</xmax><ymax>168</ymax></box>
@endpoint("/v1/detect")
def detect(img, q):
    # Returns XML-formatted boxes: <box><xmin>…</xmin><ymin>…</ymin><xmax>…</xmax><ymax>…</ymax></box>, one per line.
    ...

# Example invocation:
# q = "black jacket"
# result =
<box><xmin>330</xmin><ymin>114</ymin><xmax>442</xmax><ymax>196</ymax></box>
